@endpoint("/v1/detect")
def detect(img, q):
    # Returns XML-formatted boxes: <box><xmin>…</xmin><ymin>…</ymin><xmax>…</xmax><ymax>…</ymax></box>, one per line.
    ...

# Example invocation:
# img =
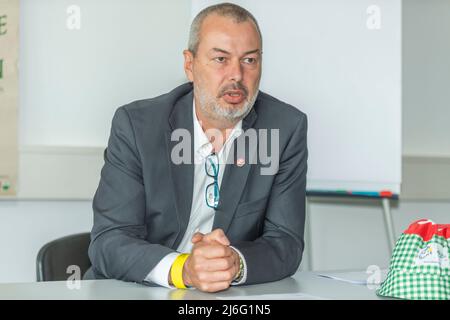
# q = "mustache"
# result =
<box><xmin>217</xmin><ymin>83</ymin><xmax>249</xmax><ymax>98</ymax></box>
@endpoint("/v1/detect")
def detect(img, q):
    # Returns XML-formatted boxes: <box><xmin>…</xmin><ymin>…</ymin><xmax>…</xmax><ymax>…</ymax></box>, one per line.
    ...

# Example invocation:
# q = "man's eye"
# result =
<box><xmin>243</xmin><ymin>57</ymin><xmax>256</xmax><ymax>64</ymax></box>
<box><xmin>214</xmin><ymin>57</ymin><xmax>226</xmax><ymax>63</ymax></box>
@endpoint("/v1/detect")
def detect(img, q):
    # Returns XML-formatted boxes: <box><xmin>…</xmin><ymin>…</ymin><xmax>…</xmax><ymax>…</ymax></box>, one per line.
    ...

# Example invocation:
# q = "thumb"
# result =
<box><xmin>191</xmin><ymin>232</ymin><xmax>204</xmax><ymax>244</ymax></box>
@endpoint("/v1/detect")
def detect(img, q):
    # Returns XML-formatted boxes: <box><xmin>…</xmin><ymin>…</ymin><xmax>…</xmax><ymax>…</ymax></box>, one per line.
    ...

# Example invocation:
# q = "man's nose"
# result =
<box><xmin>227</xmin><ymin>59</ymin><xmax>243</xmax><ymax>83</ymax></box>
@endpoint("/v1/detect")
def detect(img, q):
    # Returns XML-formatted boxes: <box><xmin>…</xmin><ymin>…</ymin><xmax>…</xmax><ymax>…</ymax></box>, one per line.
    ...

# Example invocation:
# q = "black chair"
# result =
<box><xmin>36</xmin><ymin>233</ymin><xmax>91</xmax><ymax>281</ymax></box>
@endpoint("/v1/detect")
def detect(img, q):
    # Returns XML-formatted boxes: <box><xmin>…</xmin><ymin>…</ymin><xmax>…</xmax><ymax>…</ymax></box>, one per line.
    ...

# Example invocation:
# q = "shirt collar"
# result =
<box><xmin>193</xmin><ymin>99</ymin><xmax>243</xmax><ymax>160</ymax></box>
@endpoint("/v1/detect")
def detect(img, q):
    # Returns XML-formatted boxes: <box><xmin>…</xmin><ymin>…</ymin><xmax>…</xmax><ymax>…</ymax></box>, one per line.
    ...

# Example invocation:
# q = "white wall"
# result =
<box><xmin>0</xmin><ymin>200</ymin><xmax>92</xmax><ymax>283</ymax></box>
<box><xmin>19</xmin><ymin>0</ymin><xmax>190</xmax><ymax>147</ymax></box>
<box><xmin>402</xmin><ymin>0</ymin><xmax>450</xmax><ymax>156</ymax></box>
<box><xmin>0</xmin><ymin>0</ymin><xmax>192</xmax><ymax>283</ymax></box>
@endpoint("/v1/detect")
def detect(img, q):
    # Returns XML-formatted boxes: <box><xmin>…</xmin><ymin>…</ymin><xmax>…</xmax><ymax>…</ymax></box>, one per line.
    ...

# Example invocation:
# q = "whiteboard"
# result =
<box><xmin>192</xmin><ymin>0</ymin><xmax>402</xmax><ymax>195</ymax></box>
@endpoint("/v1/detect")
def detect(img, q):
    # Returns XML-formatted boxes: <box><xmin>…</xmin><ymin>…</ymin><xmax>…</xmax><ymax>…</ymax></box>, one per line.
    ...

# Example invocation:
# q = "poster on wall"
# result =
<box><xmin>0</xmin><ymin>0</ymin><xmax>19</xmax><ymax>196</ymax></box>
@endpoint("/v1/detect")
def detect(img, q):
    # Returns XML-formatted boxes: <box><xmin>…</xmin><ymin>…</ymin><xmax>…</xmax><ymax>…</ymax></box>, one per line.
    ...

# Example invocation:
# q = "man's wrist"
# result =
<box><xmin>182</xmin><ymin>258</ymin><xmax>192</xmax><ymax>287</ymax></box>
<box><xmin>169</xmin><ymin>253</ymin><xmax>191</xmax><ymax>289</ymax></box>
<box><xmin>231</xmin><ymin>248</ymin><xmax>244</xmax><ymax>282</ymax></box>
<box><xmin>230</xmin><ymin>246</ymin><xmax>247</xmax><ymax>285</ymax></box>
<box><xmin>234</xmin><ymin>255</ymin><xmax>244</xmax><ymax>281</ymax></box>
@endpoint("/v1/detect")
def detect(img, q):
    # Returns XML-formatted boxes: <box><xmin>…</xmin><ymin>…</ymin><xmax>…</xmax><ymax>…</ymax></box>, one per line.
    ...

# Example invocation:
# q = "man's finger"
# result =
<box><xmin>194</xmin><ymin>243</ymin><xmax>233</xmax><ymax>259</ymax></box>
<box><xmin>198</xmin><ymin>269</ymin><xmax>236</xmax><ymax>283</ymax></box>
<box><xmin>197</xmin><ymin>256</ymin><xmax>235</xmax><ymax>272</ymax></box>
<box><xmin>202</xmin><ymin>229</ymin><xmax>230</xmax><ymax>246</ymax></box>
<box><xmin>191</xmin><ymin>232</ymin><xmax>204</xmax><ymax>244</ymax></box>
<box><xmin>197</xmin><ymin>281</ymin><xmax>231</xmax><ymax>293</ymax></box>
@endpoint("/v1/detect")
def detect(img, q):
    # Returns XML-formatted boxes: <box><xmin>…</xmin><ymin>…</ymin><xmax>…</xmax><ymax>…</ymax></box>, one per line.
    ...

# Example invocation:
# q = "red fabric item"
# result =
<box><xmin>404</xmin><ymin>219</ymin><xmax>450</xmax><ymax>241</ymax></box>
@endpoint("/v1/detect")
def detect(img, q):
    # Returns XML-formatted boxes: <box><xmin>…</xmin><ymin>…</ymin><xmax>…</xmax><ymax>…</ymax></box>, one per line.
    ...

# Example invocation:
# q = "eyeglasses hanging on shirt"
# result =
<box><xmin>205</xmin><ymin>152</ymin><xmax>220</xmax><ymax>209</ymax></box>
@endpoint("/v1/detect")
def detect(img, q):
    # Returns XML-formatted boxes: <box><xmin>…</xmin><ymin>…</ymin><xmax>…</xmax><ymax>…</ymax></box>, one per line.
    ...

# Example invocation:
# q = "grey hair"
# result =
<box><xmin>188</xmin><ymin>2</ymin><xmax>263</xmax><ymax>56</ymax></box>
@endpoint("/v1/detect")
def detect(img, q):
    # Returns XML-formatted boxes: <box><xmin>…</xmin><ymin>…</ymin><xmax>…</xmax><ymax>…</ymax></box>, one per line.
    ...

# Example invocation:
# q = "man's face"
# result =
<box><xmin>184</xmin><ymin>14</ymin><xmax>262</xmax><ymax>125</ymax></box>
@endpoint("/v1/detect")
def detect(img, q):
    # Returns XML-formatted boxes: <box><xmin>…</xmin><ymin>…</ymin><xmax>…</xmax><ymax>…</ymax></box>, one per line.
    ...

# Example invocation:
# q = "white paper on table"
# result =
<box><xmin>317</xmin><ymin>269</ymin><xmax>388</xmax><ymax>285</ymax></box>
<box><xmin>217</xmin><ymin>292</ymin><xmax>326</xmax><ymax>300</ymax></box>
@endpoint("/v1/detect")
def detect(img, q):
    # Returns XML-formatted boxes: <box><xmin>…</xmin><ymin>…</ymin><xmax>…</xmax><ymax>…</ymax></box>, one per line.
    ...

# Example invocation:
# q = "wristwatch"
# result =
<box><xmin>234</xmin><ymin>255</ymin><xmax>244</xmax><ymax>283</ymax></box>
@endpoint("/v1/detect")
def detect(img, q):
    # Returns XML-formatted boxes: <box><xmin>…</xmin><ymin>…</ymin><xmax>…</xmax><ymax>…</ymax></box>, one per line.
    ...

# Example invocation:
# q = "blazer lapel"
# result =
<box><xmin>213</xmin><ymin>107</ymin><xmax>258</xmax><ymax>233</ymax></box>
<box><xmin>166</xmin><ymin>90</ymin><xmax>195</xmax><ymax>248</ymax></box>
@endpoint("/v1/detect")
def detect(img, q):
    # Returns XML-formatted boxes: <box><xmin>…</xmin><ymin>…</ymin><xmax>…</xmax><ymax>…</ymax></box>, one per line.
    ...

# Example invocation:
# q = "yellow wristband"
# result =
<box><xmin>171</xmin><ymin>253</ymin><xmax>190</xmax><ymax>289</ymax></box>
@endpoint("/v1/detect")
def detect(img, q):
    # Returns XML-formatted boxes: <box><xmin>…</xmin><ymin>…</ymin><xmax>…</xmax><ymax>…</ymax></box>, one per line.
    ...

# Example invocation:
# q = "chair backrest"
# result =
<box><xmin>36</xmin><ymin>233</ymin><xmax>91</xmax><ymax>282</ymax></box>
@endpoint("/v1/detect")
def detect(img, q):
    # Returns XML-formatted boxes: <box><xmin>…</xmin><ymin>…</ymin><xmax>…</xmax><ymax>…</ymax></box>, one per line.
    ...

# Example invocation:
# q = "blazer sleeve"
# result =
<box><xmin>88</xmin><ymin>106</ymin><xmax>176</xmax><ymax>283</ymax></box>
<box><xmin>232</xmin><ymin>113</ymin><xmax>308</xmax><ymax>285</ymax></box>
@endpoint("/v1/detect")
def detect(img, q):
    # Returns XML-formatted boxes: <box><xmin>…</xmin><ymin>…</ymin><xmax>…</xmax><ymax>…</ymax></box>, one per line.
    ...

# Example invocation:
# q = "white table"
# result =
<box><xmin>0</xmin><ymin>270</ymin><xmax>388</xmax><ymax>300</ymax></box>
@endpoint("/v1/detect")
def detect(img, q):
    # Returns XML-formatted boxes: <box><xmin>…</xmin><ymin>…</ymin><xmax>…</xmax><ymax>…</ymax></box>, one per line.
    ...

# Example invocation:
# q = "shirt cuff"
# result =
<box><xmin>144</xmin><ymin>252</ymin><xmax>179</xmax><ymax>288</ymax></box>
<box><xmin>230</xmin><ymin>246</ymin><xmax>247</xmax><ymax>285</ymax></box>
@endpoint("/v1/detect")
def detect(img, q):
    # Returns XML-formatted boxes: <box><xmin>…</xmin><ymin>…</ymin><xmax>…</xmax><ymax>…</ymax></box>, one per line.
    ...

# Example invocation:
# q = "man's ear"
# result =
<box><xmin>183</xmin><ymin>50</ymin><xmax>194</xmax><ymax>82</ymax></box>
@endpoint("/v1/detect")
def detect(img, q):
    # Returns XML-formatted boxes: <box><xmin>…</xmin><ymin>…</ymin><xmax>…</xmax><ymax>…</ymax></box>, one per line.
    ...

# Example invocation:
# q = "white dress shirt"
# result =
<box><xmin>144</xmin><ymin>100</ymin><xmax>248</xmax><ymax>288</ymax></box>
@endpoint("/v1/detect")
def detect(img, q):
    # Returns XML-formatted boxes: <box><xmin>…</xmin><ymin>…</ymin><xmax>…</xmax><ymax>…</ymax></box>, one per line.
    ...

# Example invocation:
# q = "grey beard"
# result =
<box><xmin>196</xmin><ymin>86</ymin><xmax>258</xmax><ymax>123</ymax></box>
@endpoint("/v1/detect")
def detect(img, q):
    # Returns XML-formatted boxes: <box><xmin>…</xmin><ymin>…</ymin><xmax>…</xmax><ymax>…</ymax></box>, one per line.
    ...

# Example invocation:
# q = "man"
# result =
<box><xmin>87</xmin><ymin>3</ymin><xmax>308</xmax><ymax>293</ymax></box>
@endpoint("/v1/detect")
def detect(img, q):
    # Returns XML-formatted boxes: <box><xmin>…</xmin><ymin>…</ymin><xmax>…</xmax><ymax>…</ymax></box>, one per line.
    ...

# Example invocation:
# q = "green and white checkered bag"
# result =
<box><xmin>377</xmin><ymin>219</ymin><xmax>450</xmax><ymax>300</ymax></box>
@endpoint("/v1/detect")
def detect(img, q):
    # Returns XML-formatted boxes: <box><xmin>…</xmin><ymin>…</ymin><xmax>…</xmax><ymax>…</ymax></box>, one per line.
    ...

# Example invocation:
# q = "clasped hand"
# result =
<box><xmin>182</xmin><ymin>229</ymin><xmax>240</xmax><ymax>293</ymax></box>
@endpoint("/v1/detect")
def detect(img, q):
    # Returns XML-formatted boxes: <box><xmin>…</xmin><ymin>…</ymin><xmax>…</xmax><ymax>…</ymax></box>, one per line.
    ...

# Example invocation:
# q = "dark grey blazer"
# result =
<box><xmin>86</xmin><ymin>82</ymin><xmax>308</xmax><ymax>285</ymax></box>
